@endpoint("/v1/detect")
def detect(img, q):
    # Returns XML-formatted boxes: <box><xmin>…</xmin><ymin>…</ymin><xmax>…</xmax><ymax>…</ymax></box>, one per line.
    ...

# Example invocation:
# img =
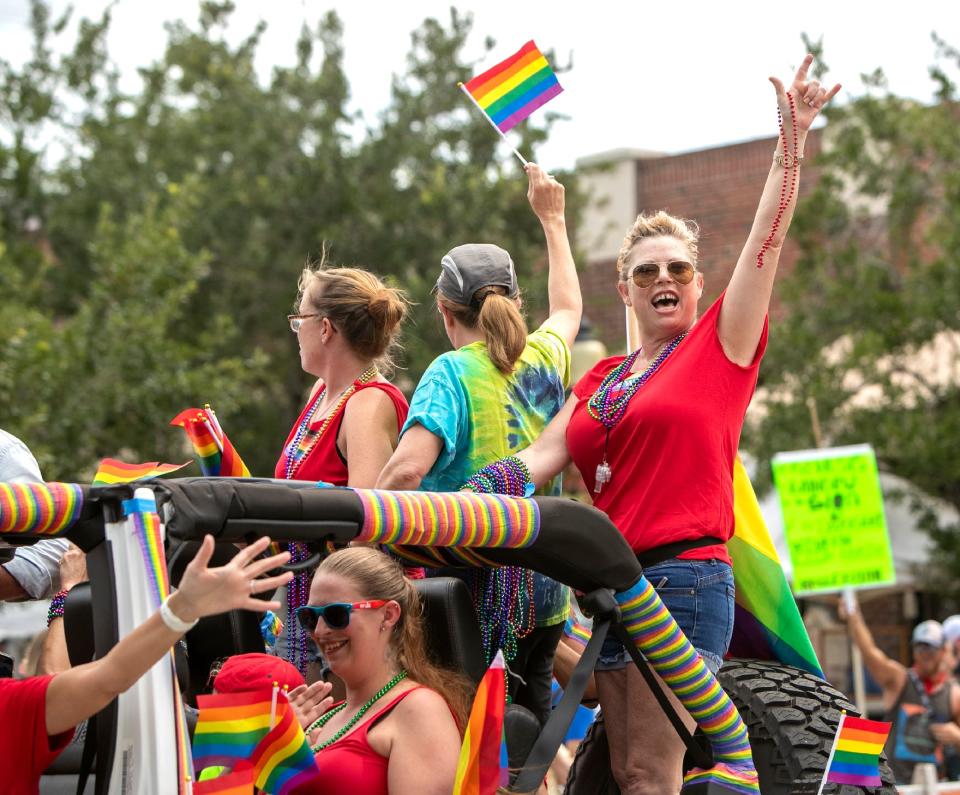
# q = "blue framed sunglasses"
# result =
<box><xmin>295</xmin><ymin>600</ymin><xmax>387</xmax><ymax>632</ymax></box>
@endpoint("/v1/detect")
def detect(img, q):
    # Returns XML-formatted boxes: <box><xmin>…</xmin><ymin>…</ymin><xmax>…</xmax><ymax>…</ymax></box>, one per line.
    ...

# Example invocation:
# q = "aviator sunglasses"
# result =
<box><xmin>295</xmin><ymin>600</ymin><xmax>388</xmax><ymax>632</ymax></box>
<box><xmin>629</xmin><ymin>261</ymin><xmax>696</xmax><ymax>289</ymax></box>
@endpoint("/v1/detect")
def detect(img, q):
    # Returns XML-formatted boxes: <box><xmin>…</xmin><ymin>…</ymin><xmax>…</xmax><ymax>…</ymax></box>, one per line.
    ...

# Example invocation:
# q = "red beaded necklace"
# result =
<box><xmin>757</xmin><ymin>93</ymin><xmax>799</xmax><ymax>269</ymax></box>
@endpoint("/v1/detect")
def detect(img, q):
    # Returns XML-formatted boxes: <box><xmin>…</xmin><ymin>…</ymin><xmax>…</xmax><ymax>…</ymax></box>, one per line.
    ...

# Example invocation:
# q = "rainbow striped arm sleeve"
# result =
<box><xmin>0</xmin><ymin>482</ymin><xmax>83</xmax><ymax>536</ymax></box>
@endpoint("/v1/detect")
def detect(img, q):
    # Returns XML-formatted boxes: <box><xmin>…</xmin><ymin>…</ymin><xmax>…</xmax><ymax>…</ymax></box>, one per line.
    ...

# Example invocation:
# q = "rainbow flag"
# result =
<box><xmin>462</xmin><ymin>40</ymin><xmax>562</xmax><ymax>132</ymax></box>
<box><xmin>192</xmin><ymin>690</ymin><xmax>275</xmax><ymax>771</ymax></box>
<box><xmin>170</xmin><ymin>406</ymin><xmax>251</xmax><ymax>478</ymax></box>
<box><xmin>819</xmin><ymin>713</ymin><xmax>891</xmax><ymax>789</ymax></box>
<box><xmin>727</xmin><ymin>458</ymin><xmax>823</xmax><ymax>677</ymax></box>
<box><xmin>92</xmin><ymin>457</ymin><xmax>193</xmax><ymax>485</ymax></box>
<box><xmin>194</xmin><ymin>765</ymin><xmax>254</xmax><ymax>794</ymax></box>
<box><xmin>249</xmin><ymin>699</ymin><xmax>318</xmax><ymax>794</ymax></box>
<box><xmin>453</xmin><ymin>649</ymin><xmax>509</xmax><ymax>795</ymax></box>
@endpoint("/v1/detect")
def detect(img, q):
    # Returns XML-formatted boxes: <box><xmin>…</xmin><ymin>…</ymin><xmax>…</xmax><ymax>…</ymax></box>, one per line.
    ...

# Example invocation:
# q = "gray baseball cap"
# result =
<box><xmin>434</xmin><ymin>244</ymin><xmax>519</xmax><ymax>306</ymax></box>
<box><xmin>912</xmin><ymin>620</ymin><xmax>945</xmax><ymax>648</ymax></box>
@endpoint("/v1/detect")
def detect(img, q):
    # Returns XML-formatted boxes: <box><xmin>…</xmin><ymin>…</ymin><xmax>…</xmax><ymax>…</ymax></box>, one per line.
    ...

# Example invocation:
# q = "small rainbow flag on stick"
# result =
<box><xmin>170</xmin><ymin>405</ymin><xmax>251</xmax><ymax>478</ymax></box>
<box><xmin>459</xmin><ymin>39</ymin><xmax>562</xmax><ymax>165</ymax></box>
<box><xmin>92</xmin><ymin>458</ymin><xmax>193</xmax><ymax>485</ymax></box>
<box><xmin>248</xmin><ymin>699</ymin><xmax>318</xmax><ymax>794</ymax></box>
<box><xmin>817</xmin><ymin>712</ymin><xmax>891</xmax><ymax>791</ymax></box>
<box><xmin>453</xmin><ymin>649</ymin><xmax>509</xmax><ymax>795</ymax></box>
<box><xmin>192</xmin><ymin>690</ymin><xmax>275</xmax><ymax>771</ymax></box>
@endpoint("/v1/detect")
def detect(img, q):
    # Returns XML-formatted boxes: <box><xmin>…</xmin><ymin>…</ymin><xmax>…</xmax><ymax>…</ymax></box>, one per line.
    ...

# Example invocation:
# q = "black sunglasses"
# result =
<box><xmin>295</xmin><ymin>600</ymin><xmax>387</xmax><ymax>632</ymax></box>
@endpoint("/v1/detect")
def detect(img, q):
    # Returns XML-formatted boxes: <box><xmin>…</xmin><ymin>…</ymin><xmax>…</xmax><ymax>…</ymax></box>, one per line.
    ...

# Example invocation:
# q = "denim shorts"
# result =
<box><xmin>596</xmin><ymin>558</ymin><xmax>735</xmax><ymax>674</ymax></box>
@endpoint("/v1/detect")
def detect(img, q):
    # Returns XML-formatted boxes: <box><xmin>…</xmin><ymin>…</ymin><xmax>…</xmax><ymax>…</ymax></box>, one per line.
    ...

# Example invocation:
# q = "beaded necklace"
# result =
<box><xmin>308</xmin><ymin>670</ymin><xmax>408</xmax><ymax>753</ymax></box>
<box><xmin>283</xmin><ymin>364</ymin><xmax>377</xmax><ymax>674</ymax></box>
<box><xmin>757</xmin><ymin>93</ymin><xmax>798</xmax><ymax>269</ymax></box>
<box><xmin>586</xmin><ymin>332</ymin><xmax>686</xmax><ymax>494</ymax></box>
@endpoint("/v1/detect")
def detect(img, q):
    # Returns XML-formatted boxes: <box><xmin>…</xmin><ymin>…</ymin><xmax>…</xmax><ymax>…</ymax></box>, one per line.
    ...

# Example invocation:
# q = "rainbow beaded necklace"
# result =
<box><xmin>586</xmin><ymin>332</ymin><xmax>686</xmax><ymax>493</ymax></box>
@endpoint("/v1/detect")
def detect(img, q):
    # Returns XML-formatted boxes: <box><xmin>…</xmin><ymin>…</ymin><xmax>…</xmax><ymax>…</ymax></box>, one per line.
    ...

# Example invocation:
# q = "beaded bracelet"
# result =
<box><xmin>47</xmin><ymin>589</ymin><xmax>69</xmax><ymax>626</ymax></box>
<box><xmin>463</xmin><ymin>456</ymin><xmax>533</xmax><ymax>497</ymax></box>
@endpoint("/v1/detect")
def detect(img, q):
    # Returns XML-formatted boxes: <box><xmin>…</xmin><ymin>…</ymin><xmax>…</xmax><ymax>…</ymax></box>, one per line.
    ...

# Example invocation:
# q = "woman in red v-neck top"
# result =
<box><xmin>275</xmin><ymin>264</ymin><xmax>410</xmax><ymax>675</ymax></box>
<box><xmin>459</xmin><ymin>56</ymin><xmax>841</xmax><ymax>793</ymax></box>
<box><xmin>291</xmin><ymin>547</ymin><xmax>469</xmax><ymax>795</ymax></box>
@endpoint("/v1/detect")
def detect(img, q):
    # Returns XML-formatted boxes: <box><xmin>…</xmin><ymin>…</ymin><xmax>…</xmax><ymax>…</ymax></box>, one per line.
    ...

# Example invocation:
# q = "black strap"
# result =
<box><xmin>76</xmin><ymin>715</ymin><xmax>96</xmax><ymax>795</ymax></box>
<box><xmin>635</xmin><ymin>536</ymin><xmax>724</xmax><ymax>569</ymax></box>
<box><xmin>611</xmin><ymin>621</ymin><xmax>714</xmax><ymax>770</ymax></box>
<box><xmin>511</xmin><ymin>617</ymin><xmax>612</xmax><ymax>792</ymax></box>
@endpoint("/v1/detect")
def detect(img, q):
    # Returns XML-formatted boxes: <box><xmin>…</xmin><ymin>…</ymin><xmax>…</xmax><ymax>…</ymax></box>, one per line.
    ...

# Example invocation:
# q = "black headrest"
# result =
<box><xmin>64</xmin><ymin>583</ymin><xmax>95</xmax><ymax>667</ymax></box>
<box><xmin>413</xmin><ymin>577</ymin><xmax>486</xmax><ymax>686</ymax></box>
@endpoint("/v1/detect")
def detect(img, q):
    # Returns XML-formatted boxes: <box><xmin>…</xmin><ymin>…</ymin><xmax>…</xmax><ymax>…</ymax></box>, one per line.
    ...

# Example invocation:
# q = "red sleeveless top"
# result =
<box><xmin>293</xmin><ymin>686</ymin><xmax>426</xmax><ymax>795</ymax></box>
<box><xmin>274</xmin><ymin>381</ymin><xmax>409</xmax><ymax>484</ymax></box>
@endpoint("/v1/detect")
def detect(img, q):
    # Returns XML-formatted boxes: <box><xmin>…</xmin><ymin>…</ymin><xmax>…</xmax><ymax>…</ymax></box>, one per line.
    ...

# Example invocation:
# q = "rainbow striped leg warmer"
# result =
<box><xmin>614</xmin><ymin>577</ymin><xmax>759</xmax><ymax>794</ymax></box>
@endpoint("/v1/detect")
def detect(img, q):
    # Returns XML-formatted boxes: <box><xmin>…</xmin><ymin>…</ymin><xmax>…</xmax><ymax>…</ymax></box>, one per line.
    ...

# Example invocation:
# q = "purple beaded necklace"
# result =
<box><xmin>586</xmin><ymin>332</ymin><xmax>686</xmax><ymax>494</ymax></box>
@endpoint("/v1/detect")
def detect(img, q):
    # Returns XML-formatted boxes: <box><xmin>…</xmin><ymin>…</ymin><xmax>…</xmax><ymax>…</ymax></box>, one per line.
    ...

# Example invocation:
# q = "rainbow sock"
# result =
<box><xmin>614</xmin><ymin>576</ymin><xmax>759</xmax><ymax>793</ymax></box>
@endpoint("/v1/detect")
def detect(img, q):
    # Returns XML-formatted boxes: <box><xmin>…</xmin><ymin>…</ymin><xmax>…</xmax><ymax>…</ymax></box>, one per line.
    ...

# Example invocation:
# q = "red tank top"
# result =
<box><xmin>293</xmin><ymin>686</ymin><xmax>426</xmax><ymax>795</ymax></box>
<box><xmin>274</xmin><ymin>381</ymin><xmax>409</xmax><ymax>484</ymax></box>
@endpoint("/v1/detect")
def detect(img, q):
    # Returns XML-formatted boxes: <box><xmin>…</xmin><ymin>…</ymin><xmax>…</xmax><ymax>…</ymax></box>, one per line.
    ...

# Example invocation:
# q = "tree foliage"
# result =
<box><xmin>0</xmin><ymin>1</ymin><xmax>575</xmax><ymax>478</ymax></box>
<box><xmin>744</xmin><ymin>36</ymin><xmax>960</xmax><ymax>593</ymax></box>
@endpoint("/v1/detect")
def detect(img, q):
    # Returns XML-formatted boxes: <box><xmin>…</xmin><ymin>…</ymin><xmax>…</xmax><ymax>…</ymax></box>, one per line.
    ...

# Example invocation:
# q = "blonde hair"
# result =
<box><xmin>616</xmin><ymin>210</ymin><xmax>700</xmax><ymax>279</ymax></box>
<box><xmin>298</xmin><ymin>262</ymin><xmax>409</xmax><ymax>374</ymax></box>
<box><xmin>317</xmin><ymin>547</ymin><xmax>473</xmax><ymax>731</ymax></box>
<box><xmin>437</xmin><ymin>287</ymin><xmax>527</xmax><ymax>374</ymax></box>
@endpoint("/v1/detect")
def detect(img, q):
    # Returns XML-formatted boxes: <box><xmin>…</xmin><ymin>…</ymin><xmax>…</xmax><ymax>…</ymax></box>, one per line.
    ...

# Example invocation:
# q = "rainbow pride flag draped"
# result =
<box><xmin>192</xmin><ymin>691</ymin><xmax>275</xmax><ymax>771</ymax></box>
<box><xmin>248</xmin><ymin>699</ymin><xmax>318</xmax><ymax>794</ymax></box>
<box><xmin>453</xmin><ymin>650</ymin><xmax>509</xmax><ymax>795</ymax></box>
<box><xmin>170</xmin><ymin>406</ymin><xmax>251</xmax><ymax>477</ymax></box>
<box><xmin>194</xmin><ymin>765</ymin><xmax>254</xmax><ymax>794</ymax></box>
<box><xmin>92</xmin><ymin>457</ymin><xmax>193</xmax><ymax>485</ymax></box>
<box><xmin>727</xmin><ymin>458</ymin><xmax>823</xmax><ymax>677</ymax></box>
<box><xmin>819</xmin><ymin>713</ymin><xmax>891</xmax><ymax>789</ymax></box>
<box><xmin>462</xmin><ymin>40</ymin><xmax>562</xmax><ymax>132</ymax></box>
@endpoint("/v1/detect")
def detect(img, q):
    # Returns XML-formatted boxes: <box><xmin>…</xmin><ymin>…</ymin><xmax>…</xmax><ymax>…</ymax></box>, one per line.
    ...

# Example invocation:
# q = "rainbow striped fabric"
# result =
<box><xmin>170</xmin><ymin>406</ymin><xmax>251</xmax><ymax>478</ymax></box>
<box><xmin>463</xmin><ymin>40</ymin><xmax>562</xmax><ymax>132</ymax></box>
<box><xmin>193</xmin><ymin>691</ymin><xmax>275</xmax><ymax>771</ymax></box>
<box><xmin>124</xmin><ymin>496</ymin><xmax>171</xmax><ymax>604</ymax></box>
<box><xmin>248</xmin><ymin>700</ymin><xmax>318</xmax><ymax>794</ymax></box>
<box><xmin>354</xmin><ymin>489</ymin><xmax>539</xmax><ymax>547</ymax></box>
<box><xmin>727</xmin><ymin>458</ymin><xmax>823</xmax><ymax>677</ymax></box>
<box><xmin>453</xmin><ymin>650</ymin><xmax>508</xmax><ymax>795</ymax></box>
<box><xmin>93</xmin><ymin>458</ymin><xmax>192</xmax><ymax>485</ymax></box>
<box><xmin>0</xmin><ymin>482</ymin><xmax>83</xmax><ymax>535</ymax></box>
<box><xmin>194</xmin><ymin>766</ymin><xmax>254</xmax><ymax>794</ymax></box>
<box><xmin>822</xmin><ymin>713</ymin><xmax>891</xmax><ymax>787</ymax></box>
<box><xmin>615</xmin><ymin>576</ymin><xmax>759</xmax><ymax>793</ymax></box>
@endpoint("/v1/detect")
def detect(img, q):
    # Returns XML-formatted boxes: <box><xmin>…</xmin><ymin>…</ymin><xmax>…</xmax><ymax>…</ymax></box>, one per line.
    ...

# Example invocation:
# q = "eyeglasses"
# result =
<box><xmin>287</xmin><ymin>313</ymin><xmax>322</xmax><ymax>333</ymax></box>
<box><xmin>295</xmin><ymin>600</ymin><xmax>388</xmax><ymax>632</ymax></box>
<box><xmin>628</xmin><ymin>261</ymin><xmax>696</xmax><ymax>288</ymax></box>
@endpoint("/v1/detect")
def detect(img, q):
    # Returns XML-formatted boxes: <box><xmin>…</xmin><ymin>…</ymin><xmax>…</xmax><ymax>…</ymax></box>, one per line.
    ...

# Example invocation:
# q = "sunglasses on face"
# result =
<box><xmin>295</xmin><ymin>600</ymin><xmax>388</xmax><ymax>632</ymax></box>
<box><xmin>628</xmin><ymin>261</ymin><xmax>696</xmax><ymax>288</ymax></box>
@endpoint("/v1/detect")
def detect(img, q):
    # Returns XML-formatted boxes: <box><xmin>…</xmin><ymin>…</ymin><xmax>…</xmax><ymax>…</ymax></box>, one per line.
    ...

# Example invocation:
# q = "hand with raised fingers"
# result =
<box><xmin>769</xmin><ymin>53</ymin><xmax>841</xmax><ymax>134</ymax></box>
<box><xmin>526</xmin><ymin>162</ymin><xmax>565</xmax><ymax>224</ymax></box>
<box><xmin>168</xmin><ymin>535</ymin><xmax>292</xmax><ymax>623</ymax></box>
<box><xmin>288</xmin><ymin>680</ymin><xmax>336</xmax><ymax>733</ymax></box>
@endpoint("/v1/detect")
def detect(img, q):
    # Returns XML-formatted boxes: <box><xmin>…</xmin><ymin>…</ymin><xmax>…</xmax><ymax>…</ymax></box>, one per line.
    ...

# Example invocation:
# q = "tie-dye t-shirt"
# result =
<box><xmin>402</xmin><ymin>323</ymin><xmax>571</xmax><ymax>626</ymax></box>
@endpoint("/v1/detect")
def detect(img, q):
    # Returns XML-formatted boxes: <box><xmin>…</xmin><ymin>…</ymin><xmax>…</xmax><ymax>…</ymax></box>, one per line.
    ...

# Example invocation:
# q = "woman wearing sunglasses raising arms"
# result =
<box><xmin>459</xmin><ymin>56</ymin><xmax>840</xmax><ymax>793</ymax></box>
<box><xmin>291</xmin><ymin>546</ymin><xmax>470</xmax><ymax>795</ymax></box>
<box><xmin>276</xmin><ymin>263</ymin><xmax>411</xmax><ymax>675</ymax></box>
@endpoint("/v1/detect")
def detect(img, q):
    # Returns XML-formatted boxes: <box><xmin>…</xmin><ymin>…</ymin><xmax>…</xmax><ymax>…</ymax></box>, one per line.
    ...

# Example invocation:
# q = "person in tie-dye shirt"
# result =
<box><xmin>377</xmin><ymin>163</ymin><xmax>581</xmax><ymax>727</ymax></box>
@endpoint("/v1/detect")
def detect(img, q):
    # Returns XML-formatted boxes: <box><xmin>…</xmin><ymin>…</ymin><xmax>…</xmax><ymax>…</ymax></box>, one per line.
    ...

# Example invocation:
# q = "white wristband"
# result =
<box><xmin>160</xmin><ymin>594</ymin><xmax>199</xmax><ymax>634</ymax></box>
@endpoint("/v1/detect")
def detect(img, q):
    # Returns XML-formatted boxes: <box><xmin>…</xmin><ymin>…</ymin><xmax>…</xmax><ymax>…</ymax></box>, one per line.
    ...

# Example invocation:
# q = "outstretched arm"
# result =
<box><xmin>838</xmin><ymin>598</ymin><xmax>905</xmax><ymax>700</ymax></box>
<box><xmin>719</xmin><ymin>54</ymin><xmax>840</xmax><ymax>365</ymax></box>
<box><xmin>45</xmin><ymin>536</ymin><xmax>291</xmax><ymax>735</ymax></box>
<box><xmin>527</xmin><ymin>163</ymin><xmax>582</xmax><ymax>347</ymax></box>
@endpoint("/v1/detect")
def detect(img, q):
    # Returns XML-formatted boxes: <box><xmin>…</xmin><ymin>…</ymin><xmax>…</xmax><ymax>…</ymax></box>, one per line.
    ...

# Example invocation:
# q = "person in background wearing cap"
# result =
<box><xmin>840</xmin><ymin>600</ymin><xmax>960</xmax><ymax>783</ymax></box>
<box><xmin>376</xmin><ymin>163</ymin><xmax>581</xmax><ymax>728</ymax></box>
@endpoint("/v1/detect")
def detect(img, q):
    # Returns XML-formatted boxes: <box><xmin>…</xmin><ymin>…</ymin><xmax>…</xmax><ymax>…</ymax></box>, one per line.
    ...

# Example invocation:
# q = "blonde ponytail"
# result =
<box><xmin>437</xmin><ymin>287</ymin><xmax>528</xmax><ymax>374</ymax></box>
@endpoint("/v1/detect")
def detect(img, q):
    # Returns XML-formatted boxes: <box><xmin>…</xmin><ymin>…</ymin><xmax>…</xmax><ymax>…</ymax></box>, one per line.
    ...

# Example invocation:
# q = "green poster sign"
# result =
<box><xmin>772</xmin><ymin>444</ymin><xmax>895</xmax><ymax>595</ymax></box>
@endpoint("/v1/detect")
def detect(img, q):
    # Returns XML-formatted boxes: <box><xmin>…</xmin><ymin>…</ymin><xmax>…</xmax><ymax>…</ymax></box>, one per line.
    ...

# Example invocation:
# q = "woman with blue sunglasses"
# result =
<box><xmin>292</xmin><ymin>546</ymin><xmax>470</xmax><ymax>794</ymax></box>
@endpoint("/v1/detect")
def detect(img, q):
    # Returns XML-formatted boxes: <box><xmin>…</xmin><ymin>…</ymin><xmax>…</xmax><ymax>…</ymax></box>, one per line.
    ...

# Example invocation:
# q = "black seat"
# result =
<box><xmin>64</xmin><ymin>583</ymin><xmax>96</xmax><ymax>667</ymax></box>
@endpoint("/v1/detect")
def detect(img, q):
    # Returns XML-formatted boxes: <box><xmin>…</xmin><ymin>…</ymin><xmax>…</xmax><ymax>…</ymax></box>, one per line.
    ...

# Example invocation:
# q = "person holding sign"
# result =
<box><xmin>839</xmin><ymin>600</ymin><xmax>960</xmax><ymax>783</ymax></box>
<box><xmin>458</xmin><ymin>55</ymin><xmax>839</xmax><ymax>792</ymax></box>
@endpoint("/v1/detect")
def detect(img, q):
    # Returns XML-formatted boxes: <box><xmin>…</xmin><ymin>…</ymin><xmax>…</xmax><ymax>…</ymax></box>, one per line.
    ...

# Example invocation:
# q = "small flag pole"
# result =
<box><xmin>269</xmin><ymin>681</ymin><xmax>279</xmax><ymax>730</ymax></box>
<box><xmin>458</xmin><ymin>82</ymin><xmax>528</xmax><ymax>167</ymax></box>
<box><xmin>816</xmin><ymin>709</ymin><xmax>846</xmax><ymax>795</ymax></box>
<box><xmin>204</xmin><ymin>404</ymin><xmax>225</xmax><ymax>442</ymax></box>
<box><xmin>197</xmin><ymin>414</ymin><xmax>224</xmax><ymax>454</ymax></box>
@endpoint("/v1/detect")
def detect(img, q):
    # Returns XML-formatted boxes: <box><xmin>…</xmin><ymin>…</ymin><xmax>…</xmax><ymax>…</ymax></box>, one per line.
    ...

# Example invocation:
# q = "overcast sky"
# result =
<box><xmin>0</xmin><ymin>0</ymin><xmax>952</xmax><ymax>169</ymax></box>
